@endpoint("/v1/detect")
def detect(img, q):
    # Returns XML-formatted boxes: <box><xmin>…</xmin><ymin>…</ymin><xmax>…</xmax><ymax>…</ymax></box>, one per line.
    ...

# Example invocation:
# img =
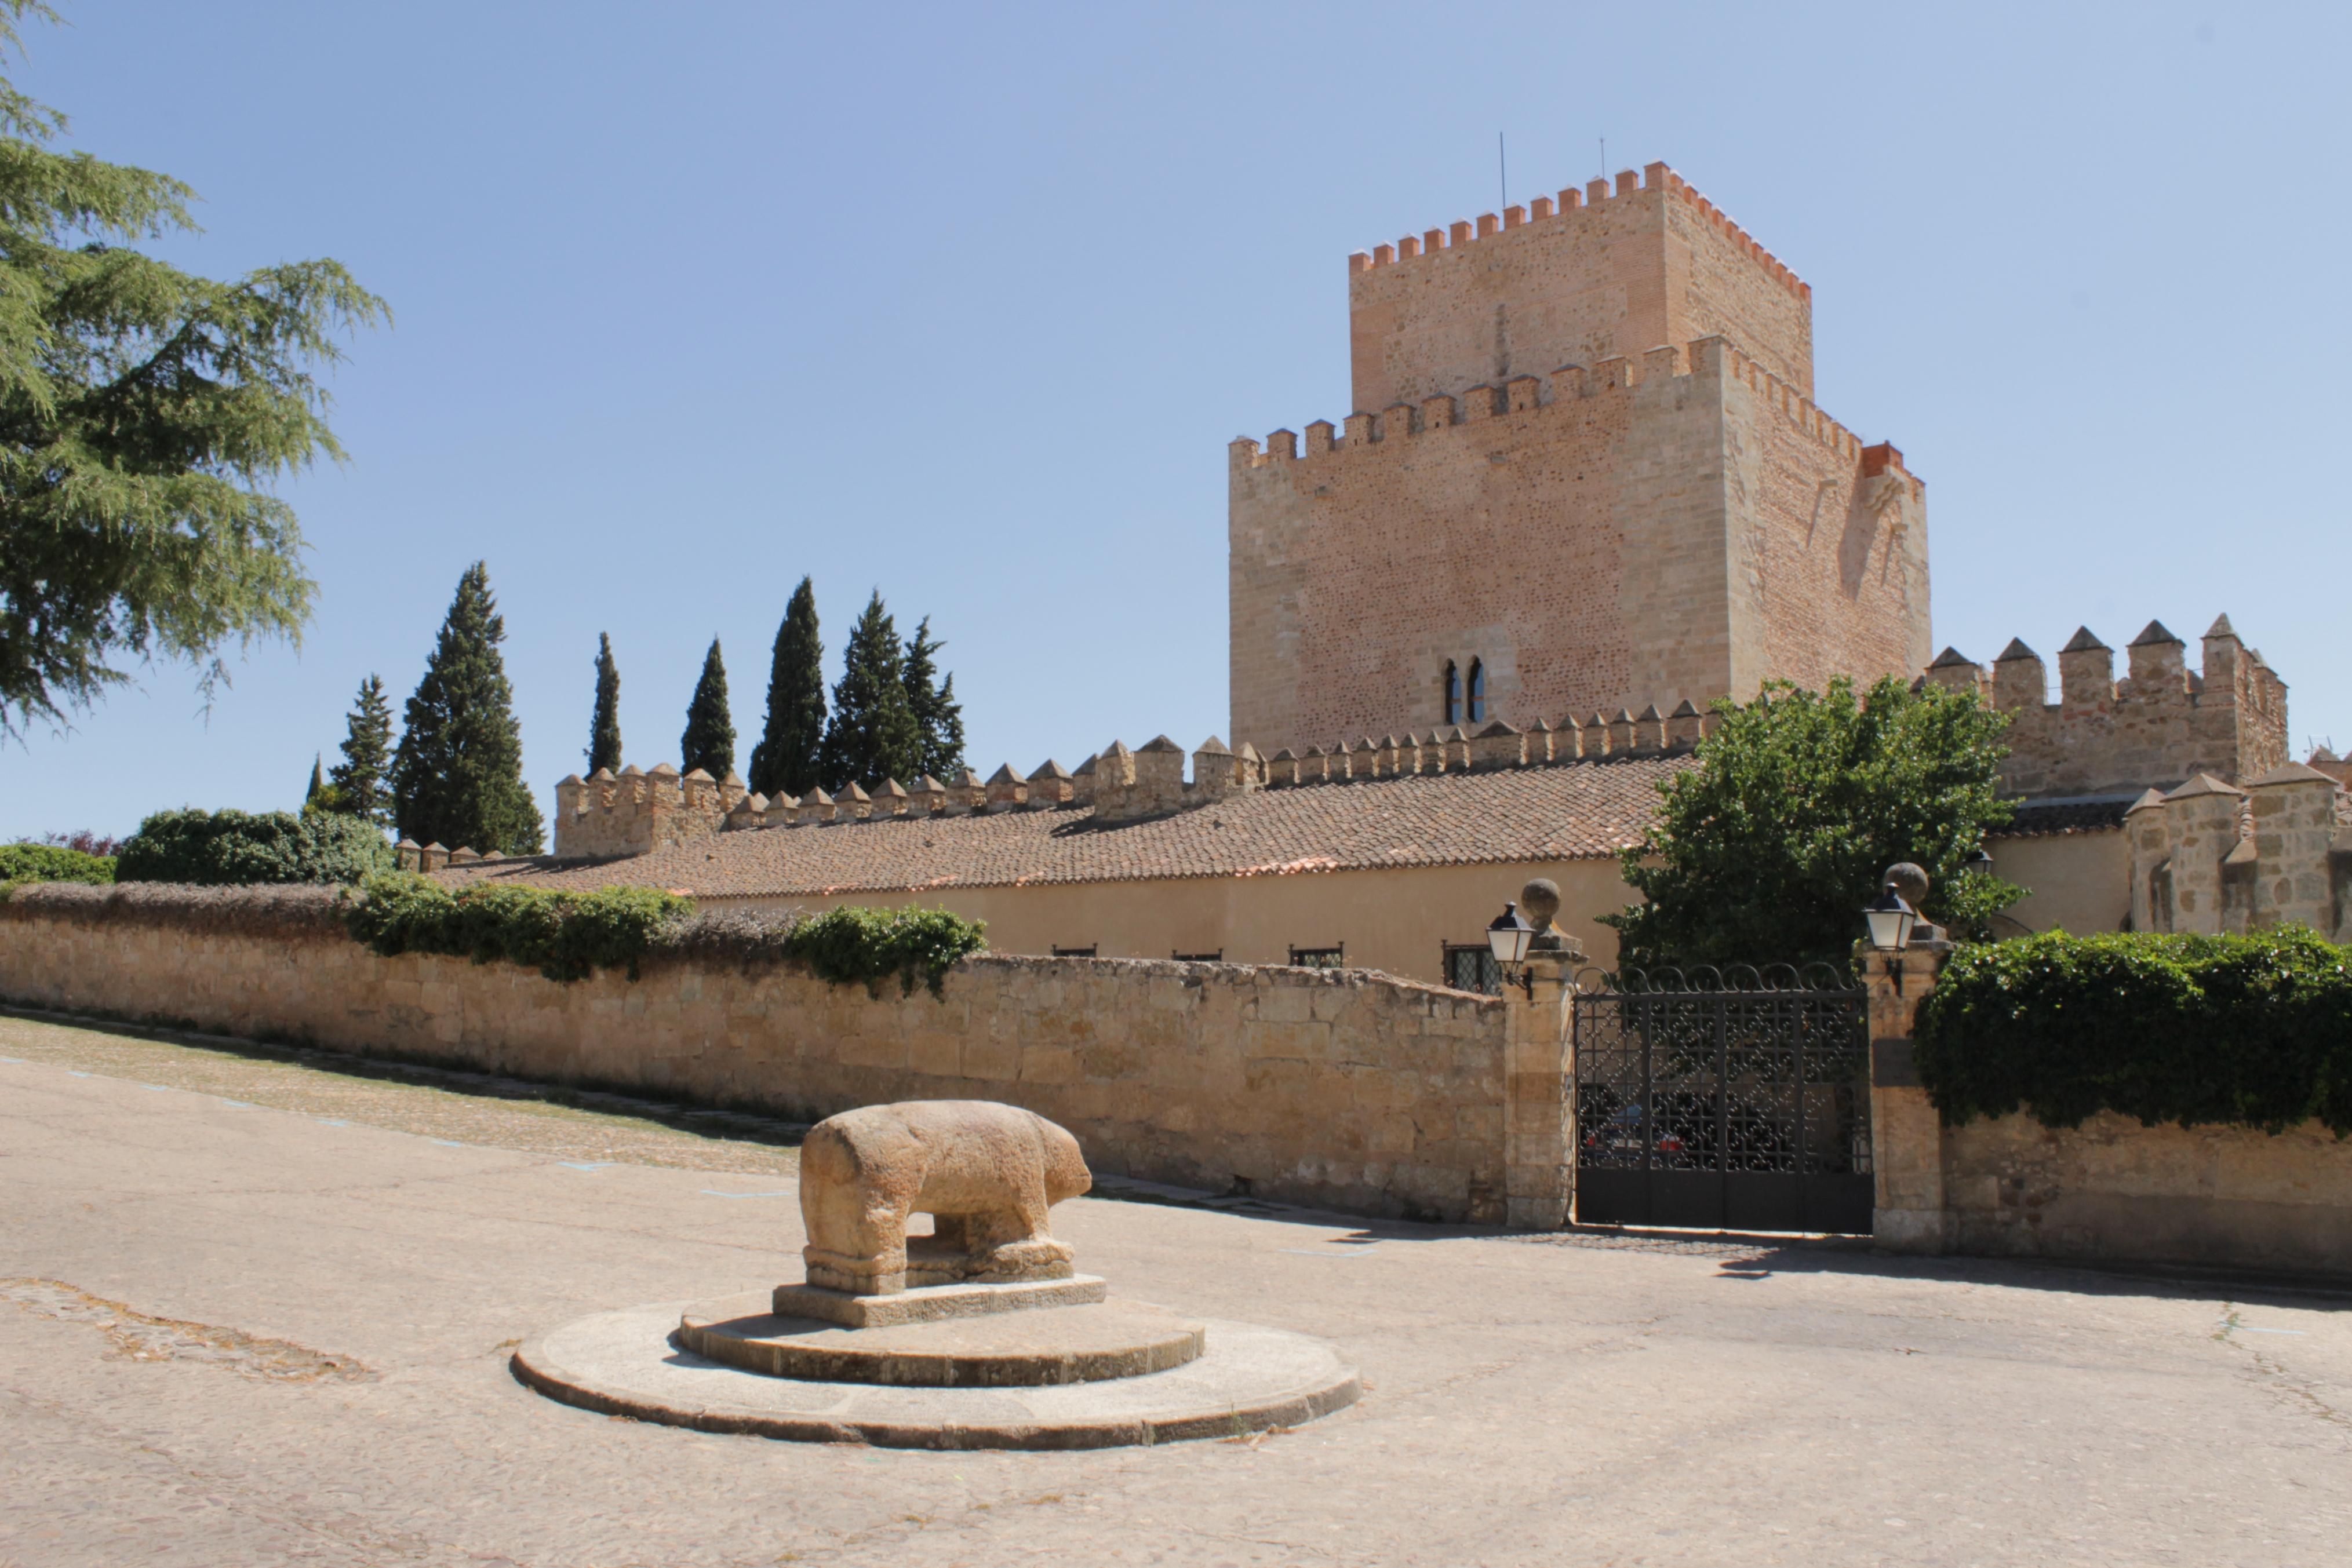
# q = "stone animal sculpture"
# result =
<box><xmin>799</xmin><ymin>1100</ymin><xmax>1093</xmax><ymax>1296</ymax></box>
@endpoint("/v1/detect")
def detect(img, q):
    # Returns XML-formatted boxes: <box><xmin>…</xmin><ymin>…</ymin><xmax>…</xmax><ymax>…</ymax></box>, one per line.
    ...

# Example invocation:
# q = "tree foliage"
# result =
<box><xmin>902</xmin><ymin>615</ymin><xmax>966</xmax><ymax>783</ymax></box>
<box><xmin>585</xmin><ymin>632</ymin><xmax>621</xmax><ymax>775</ymax></box>
<box><xmin>114</xmin><ymin>806</ymin><xmax>393</xmax><ymax>886</ymax></box>
<box><xmin>817</xmin><ymin>590</ymin><xmax>921</xmax><ymax>790</ymax></box>
<box><xmin>0</xmin><ymin>838</ymin><xmax>112</xmax><ymax>887</ymax></box>
<box><xmin>1601</xmin><ymin>677</ymin><xmax>2022</xmax><ymax>969</ymax></box>
<box><xmin>748</xmin><ymin>577</ymin><xmax>824</xmax><ymax>798</ymax></box>
<box><xmin>326</xmin><ymin>673</ymin><xmax>394</xmax><ymax>827</ymax></box>
<box><xmin>0</xmin><ymin>3</ymin><xmax>386</xmax><ymax>736</ymax></box>
<box><xmin>1917</xmin><ymin>929</ymin><xmax>2352</xmax><ymax>1136</ymax></box>
<box><xmin>680</xmin><ymin>636</ymin><xmax>734</xmax><ymax>779</ymax></box>
<box><xmin>389</xmin><ymin>563</ymin><xmax>542</xmax><ymax>855</ymax></box>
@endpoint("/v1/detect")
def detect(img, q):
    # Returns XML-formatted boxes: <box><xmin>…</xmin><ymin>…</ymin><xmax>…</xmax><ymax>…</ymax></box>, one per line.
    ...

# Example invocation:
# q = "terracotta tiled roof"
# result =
<box><xmin>439</xmin><ymin>756</ymin><xmax>1693</xmax><ymax>899</ymax></box>
<box><xmin>1996</xmin><ymin>796</ymin><xmax>2136</xmax><ymax>837</ymax></box>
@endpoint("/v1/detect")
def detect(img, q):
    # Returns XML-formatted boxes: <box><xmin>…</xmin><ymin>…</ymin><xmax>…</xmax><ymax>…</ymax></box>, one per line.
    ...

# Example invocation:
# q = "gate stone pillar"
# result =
<box><xmin>1862</xmin><ymin>931</ymin><xmax>1953</xmax><ymax>1255</ymax></box>
<box><xmin>1503</xmin><ymin>878</ymin><xmax>1581</xmax><ymax>1230</ymax></box>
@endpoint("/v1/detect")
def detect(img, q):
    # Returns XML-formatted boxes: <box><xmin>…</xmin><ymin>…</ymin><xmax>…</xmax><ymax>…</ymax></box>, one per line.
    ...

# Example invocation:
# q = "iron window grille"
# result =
<box><xmin>1288</xmin><ymin>943</ymin><xmax>1345</xmax><ymax>969</ymax></box>
<box><xmin>1442</xmin><ymin>942</ymin><xmax>1503</xmax><ymax>996</ymax></box>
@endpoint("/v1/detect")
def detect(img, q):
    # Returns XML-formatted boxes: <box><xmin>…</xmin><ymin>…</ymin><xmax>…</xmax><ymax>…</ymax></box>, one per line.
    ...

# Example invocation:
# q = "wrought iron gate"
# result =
<box><xmin>1572</xmin><ymin>965</ymin><xmax>1874</xmax><ymax>1235</ymax></box>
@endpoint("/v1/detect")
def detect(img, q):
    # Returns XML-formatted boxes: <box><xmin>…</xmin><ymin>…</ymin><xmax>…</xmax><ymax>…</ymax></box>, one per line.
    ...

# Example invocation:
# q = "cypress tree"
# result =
<box><xmin>680</xmin><ymin>637</ymin><xmax>736</xmax><ymax>778</ymax></box>
<box><xmin>304</xmin><ymin>754</ymin><xmax>327</xmax><ymax>807</ymax></box>
<box><xmin>586</xmin><ymin>633</ymin><xmax>622</xmax><ymax>775</ymax></box>
<box><xmin>328</xmin><ymin>673</ymin><xmax>395</xmax><ymax>827</ymax></box>
<box><xmin>902</xmin><ymin>616</ymin><xmax>967</xmax><ymax>782</ymax></box>
<box><xmin>389</xmin><ymin>563</ymin><xmax>544</xmax><ymax>855</ymax></box>
<box><xmin>817</xmin><ymin>591</ymin><xmax>922</xmax><ymax>789</ymax></box>
<box><xmin>748</xmin><ymin>577</ymin><xmax>826</xmax><ymax>798</ymax></box>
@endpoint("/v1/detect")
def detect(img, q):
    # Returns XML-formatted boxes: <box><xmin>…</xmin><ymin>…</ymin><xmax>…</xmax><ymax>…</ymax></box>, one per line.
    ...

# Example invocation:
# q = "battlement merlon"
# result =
<box><xmin>1228</xmin><ymin>337</ymin><xmax>1915</xmax><ymax>494</ymax></box>
<box><xmin>1921</xmin><ymin>615</ymin><xmax>2291</xmax><ymax>797</ymax></box>
<box><xmin>1346</xmin><ymin>162</ymin><xmax>1815</xmax><ymax>413</ymax></box>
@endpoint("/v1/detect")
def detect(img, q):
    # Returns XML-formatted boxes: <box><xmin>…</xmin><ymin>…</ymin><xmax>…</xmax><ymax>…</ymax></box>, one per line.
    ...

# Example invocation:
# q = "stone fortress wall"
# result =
<box><xmin>541</xmin><ymin>711</ymin><xmax>1721</xmax><ymax>861</ymax></box>
<box><xmin>2121</xmin><ymin>763</ymin><xmax>2350</xmax><ymax>940</ymax></box>
<box><xmin>1920</xmin><ymin>615</ymin><xmax>2288</xmax><ymax>798</ymax></box>
<box><xmin>1228</xmin><ymin>163</ymin><xmax>1931</xmax><ymax>761</ymax></box>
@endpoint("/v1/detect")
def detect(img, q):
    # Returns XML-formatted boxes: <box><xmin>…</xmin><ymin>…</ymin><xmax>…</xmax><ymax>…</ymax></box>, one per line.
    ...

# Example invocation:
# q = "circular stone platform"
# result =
<box><xmin>678</xmin><ymin>1292</ymin><xmax>1204</xmax><ymax>1387</ymax></box>
<box><xmin>514</xmin><ymin>1298</ymin><xmax>1361</xmax><ymax>1450</ymax></box>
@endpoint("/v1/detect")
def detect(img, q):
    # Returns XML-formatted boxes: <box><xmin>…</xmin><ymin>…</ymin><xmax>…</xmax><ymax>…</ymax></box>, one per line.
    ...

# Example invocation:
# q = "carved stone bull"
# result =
<box><xmin>799</xmin><ymin>1100</ymin><xmax>1093</xmax><ymax>1296</ymax></box>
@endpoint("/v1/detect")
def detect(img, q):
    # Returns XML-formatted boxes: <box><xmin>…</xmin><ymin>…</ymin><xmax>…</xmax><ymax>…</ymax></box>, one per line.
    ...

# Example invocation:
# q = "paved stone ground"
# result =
<box><xmin>3</xmin><ymin>1011</ymin><xmax>2349</xmax><ymax>1567</ymax></box>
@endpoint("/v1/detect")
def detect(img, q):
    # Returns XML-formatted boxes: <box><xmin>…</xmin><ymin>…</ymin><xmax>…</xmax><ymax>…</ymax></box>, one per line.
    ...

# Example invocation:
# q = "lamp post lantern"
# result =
<box><xmin>1487</xmin><ymin>900</ymin><xmax>1535</xmax><ymax>995</ymax></box>
<box><xmin>1863</xmin><ymin>885</ymin><xmax>1919</xmax><ymax>953</ymax></box>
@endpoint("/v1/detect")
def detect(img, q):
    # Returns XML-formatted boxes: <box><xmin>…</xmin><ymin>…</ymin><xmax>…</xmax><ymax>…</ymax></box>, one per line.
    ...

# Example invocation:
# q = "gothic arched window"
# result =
<box><xmin>1443</xmin><ymin>662</ymin><xmax>1460</xmax><ymax>727</ymax></box>
<box><xmin>1467</xmin><ymin>659</ymin><xmax>1486</xmax><ymax>724</ymax></box>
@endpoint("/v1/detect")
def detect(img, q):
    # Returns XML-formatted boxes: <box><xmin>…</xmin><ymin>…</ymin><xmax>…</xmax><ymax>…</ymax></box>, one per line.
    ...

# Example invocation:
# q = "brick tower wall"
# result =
<box><xmin>1228</xmin><ymin>338</ymin><xmax>1929</xmax><ymax>757</ymax></box>
<box><xmin>1346</xmin><ymin>163</ymin><xmax>1815</xmax><ymax>415</ymax></box>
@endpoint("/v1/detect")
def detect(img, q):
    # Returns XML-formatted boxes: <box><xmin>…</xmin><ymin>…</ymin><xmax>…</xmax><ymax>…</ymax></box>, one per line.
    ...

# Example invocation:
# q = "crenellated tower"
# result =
<box><xmin>1229</xmin><ymin>162</ymin><xmax>1931</xmax><ymax>758</ymax></box>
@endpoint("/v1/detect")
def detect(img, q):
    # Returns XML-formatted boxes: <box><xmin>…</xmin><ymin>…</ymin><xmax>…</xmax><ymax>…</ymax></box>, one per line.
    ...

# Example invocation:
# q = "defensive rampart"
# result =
<box><xmin>2121</xmin><ymin>763</ymin><xmax>2351</xmax><ymax>938</ymax></box>
<box><xmin>0</xmin><ymin>885</ymin><xmax>1514</xmax><ymax>1224</ymax></box>
<box><xmin>1921</xmin><ymin>616</ymin><xmax>2288</xmax><ymax>797</ymax></box>
<box><xmin>548</xmin><ymin>711</ymin><xmax>1720</xmax><ymax>858</ymax></box>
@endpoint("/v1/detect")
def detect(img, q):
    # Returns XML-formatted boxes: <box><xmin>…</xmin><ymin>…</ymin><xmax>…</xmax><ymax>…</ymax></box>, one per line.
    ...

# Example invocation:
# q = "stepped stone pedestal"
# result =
<box><xmin>512</xmin><ymin>1100</ymin><xmax>1360</xmax><ymax>1449</ymax></box>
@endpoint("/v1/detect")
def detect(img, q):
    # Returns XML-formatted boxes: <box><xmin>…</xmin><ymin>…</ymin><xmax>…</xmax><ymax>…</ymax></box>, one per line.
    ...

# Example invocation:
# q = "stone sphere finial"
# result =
<box><xmin>1520</xmin><ymin>877</ymin><xmax>1561</xmax><ymax>933</ymax></box>
<box><xmin>1883</xmin><ymin>862</ymin><xmax>1929</xmax><ymax>908</ymax></box>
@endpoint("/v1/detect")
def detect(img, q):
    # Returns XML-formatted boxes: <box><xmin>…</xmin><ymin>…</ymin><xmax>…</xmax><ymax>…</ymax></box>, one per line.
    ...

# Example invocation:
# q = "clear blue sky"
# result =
<box><xmin>6</xmin><ymin>1</ymin><xmax>2346</xmax><ymax>840</ymax></box>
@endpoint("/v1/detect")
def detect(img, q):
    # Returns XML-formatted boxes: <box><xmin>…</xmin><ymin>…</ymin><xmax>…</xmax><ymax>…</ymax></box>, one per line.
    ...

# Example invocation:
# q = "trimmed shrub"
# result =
<box><xmin>0</xmin><ymin>843</ymin><xmax>116</xmax><ymax>887</ymax></box>
<box><xmin>115</xmin><ymin>809</ymin><xmax>395</xmax><ymax>887</ymax></box>
<box><xmin>348</xmin><ymin>873</ymin><xmax>688</xmax><ymax>983</ymax></box>
<box><xmin>0</xmin><ymin>881</ymin><xmax>351</xmax><ymax>937</ymax></box>
<box><xmin>1916</xmin><ymin>928</ymin><xmax>2352</xmax><ymax>1136</ymax></box>
<box><xmin>777</xmin><ymin>904</ymin><xmax>987</xmax><ymax>997</ymax></box>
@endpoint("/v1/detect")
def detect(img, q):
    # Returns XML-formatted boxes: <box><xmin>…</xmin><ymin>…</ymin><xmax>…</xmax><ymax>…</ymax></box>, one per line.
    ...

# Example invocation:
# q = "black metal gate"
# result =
<box><xmin>1572</xmin><ymin>965</ymin><xmax>1874</xmax><ymax>1235</ymax></box>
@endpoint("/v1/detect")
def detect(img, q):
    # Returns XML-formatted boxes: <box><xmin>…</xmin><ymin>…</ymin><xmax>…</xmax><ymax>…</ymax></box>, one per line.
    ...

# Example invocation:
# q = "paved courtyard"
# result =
<box><xmin>3</xmin><ymin>1009</ymin><xmax>2349</xmax><ymax>1567</ymax></box>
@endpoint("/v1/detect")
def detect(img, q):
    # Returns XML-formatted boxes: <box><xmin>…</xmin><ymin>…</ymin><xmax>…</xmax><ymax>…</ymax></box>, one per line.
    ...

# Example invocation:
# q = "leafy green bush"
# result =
<box><xmin>0</xmin><ymin>843</ymin><xmax>115</xmax><ymax>887</ymax></box>
<box><xmin>778</xmin><ymin>903</ymin><xmax>988</xmax><ymax>997</ymax></box>
<box><xmin>348</xmin><ymin>873</ymin><xmax>689</xmax><ymax>982</ymax></box>
<box><xmin>1916</xmin><ymin>928</ymin><xmax>2352</xmax><ymax>1136</ymax></box>
<box><xmin>115</xmin><ymin>808</ymin><xmax>394</xmax><ymax>886</ymax></box>
<box><xmin>1604</xmin><ymin>676</ymin><xmax>2021</xmax><ymax>968</ymax></box>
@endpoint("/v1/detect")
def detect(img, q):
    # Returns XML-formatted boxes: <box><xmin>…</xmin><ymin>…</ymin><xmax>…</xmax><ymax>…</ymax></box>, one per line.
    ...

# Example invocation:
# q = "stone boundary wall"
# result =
<box><xmin>1869</xmin><ymin>946</ymin><xmax>2352</xmax><ymax>1278</ymax></box>
<box><xmin>1941</xmin><ymin>1111</ymin><xmax>2352</xmax><ymax>1276</ymax></box>
<box><xmin>0</xmin><ymin>887</ymin><xmax>1513</xmax><ymax>1223</ymax></box>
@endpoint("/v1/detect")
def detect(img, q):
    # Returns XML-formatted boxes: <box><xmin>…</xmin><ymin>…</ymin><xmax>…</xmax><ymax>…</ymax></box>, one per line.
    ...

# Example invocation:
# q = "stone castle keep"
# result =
<box><xmin>1228</xmin><ymin>162</ymin><xmax>1931</xmax><ymax>758</ymax></box>
<box><xmin>480</xmin><ymin>162</ymin><xmax>2342</xmax><ymax>975</ymax></box>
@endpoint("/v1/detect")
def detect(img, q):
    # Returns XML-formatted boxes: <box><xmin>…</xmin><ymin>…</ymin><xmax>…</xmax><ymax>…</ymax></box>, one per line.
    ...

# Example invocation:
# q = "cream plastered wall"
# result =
<box><xmin>701</xmin><ymin>836</ymin><xmax>2138</xmax><ymax>979</ymax></box>
<box><xmin>704</xmin><ymin>857</ymin><xmax>1639</xmax><ymax>983</ymax></box>
<box><xmin>1988</xmin><ymin>831</ymin><xmax>2130</xmax><ymax>936</ymax></box>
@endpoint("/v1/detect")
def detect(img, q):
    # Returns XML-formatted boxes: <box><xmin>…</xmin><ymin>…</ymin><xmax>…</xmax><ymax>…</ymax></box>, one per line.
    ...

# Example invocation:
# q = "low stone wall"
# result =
<box><xmin>1942</xmin><ymin>1111</ymin><xmax>2352</xmax><ymax>1275</ymax></box>
<box><xmin>0</xmin><ymin>886</ymin><xmax>1511</xmax><ymax>1223</ymax></box>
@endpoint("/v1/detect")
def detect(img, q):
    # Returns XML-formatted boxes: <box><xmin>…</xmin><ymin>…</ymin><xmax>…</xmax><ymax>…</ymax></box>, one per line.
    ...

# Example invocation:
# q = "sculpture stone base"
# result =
<box><xmin>680</xmin><ymin>1291</ymin><xmax>1202</xmax><ymax>1387</ymax></box>
<box><xmin>773</xmin><ymin>1274</ymin><xmax>1106</xmax><ymax>1329</ymax></box>
<box><xmin>513</xmin><ymin>1300</ymin><xmax>1360</xmax><ymax>1451</ymax></box>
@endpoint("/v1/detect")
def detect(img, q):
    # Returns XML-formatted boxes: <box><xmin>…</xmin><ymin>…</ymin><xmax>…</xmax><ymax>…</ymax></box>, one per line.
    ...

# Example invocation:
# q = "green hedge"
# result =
<box><xmin>1916</xmin><ymin>929</ymin><xmax>2352</xmax><ymax>1136</ymax></box>
<box><xmin>116</xmin><ymin>809</ymin><xmax>395</xmax><ymax>887</ymax></box>
<box><xmin>348</xmin><ymin>873</ymin><xmax>689</xmax><ymax>982</ymax></box>
<box><xmin>0</xmin><ymin>843</ymin><xmax>116</xmax><ymax>888</ymax></box>
<box><xmin>345</xmin><ymin>876</ymin><xmax>986</xmax><ymax>993</ymax></box>
<box><xmin>775</xmin><ymin>903</ymin><xmax>988</xmax><ymax>997</ymax></box>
